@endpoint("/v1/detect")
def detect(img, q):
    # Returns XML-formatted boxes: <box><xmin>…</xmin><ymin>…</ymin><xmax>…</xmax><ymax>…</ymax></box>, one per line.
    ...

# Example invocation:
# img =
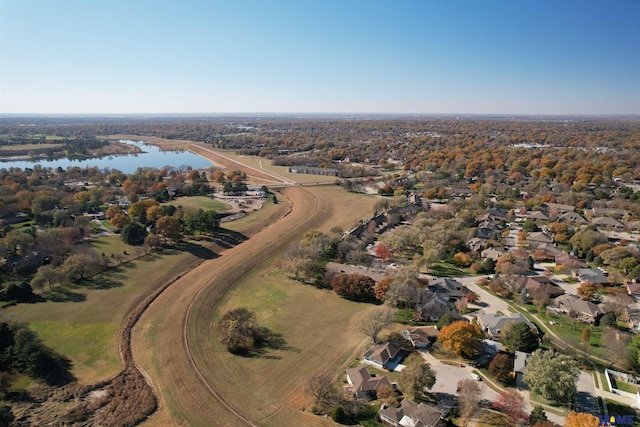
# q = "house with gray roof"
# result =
<box><xmin>553</xmin><ymin>294</ymin><xmax>604</xmax><ymax>324</ymax></box>
<box><xmin>576</xmin><ymin>268</ymin><xmax>609</xmax><ymax>285</ymax></box>
<box><xmin>475</xmin><ymin>312</ymin><xmax>538</xmax><ymax>339</ymax></box>
<box><xmin>379</xmin><ymin>398</ymin><xmax>445</xmax><ymax>427</ymax></box>
<box><xmin>557</xmin><ymin>211</ymin><xmax>587</xmax><ymax>224</ymax></box>
<box><xmin>363</xmin><ymin>342</ymin><xmax>404</xmax><ymax>369</ymax></box>
<box><xmin>514</xmin><ymin>351</ymin><xmax>532</xmax><ymax>388</ymax></box>
<box><xmin>591</xmin><ymin>216</ymin><xmax>625</xmax><ymax>230</ymax></box>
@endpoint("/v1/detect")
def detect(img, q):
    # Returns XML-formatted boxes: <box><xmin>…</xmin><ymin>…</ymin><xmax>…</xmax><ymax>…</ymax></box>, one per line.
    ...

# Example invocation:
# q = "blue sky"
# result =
<box><xmin>1</xmin><ymin>0</ymin><xmax>639</xmax><ymax>115</ymax></box>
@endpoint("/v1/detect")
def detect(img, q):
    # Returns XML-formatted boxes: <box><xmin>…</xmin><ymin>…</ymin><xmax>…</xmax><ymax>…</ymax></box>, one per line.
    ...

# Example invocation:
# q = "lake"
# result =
<box><xmin>0</xmin><ymin>140</ymin><xmax>214</xmax><ymax>174</ymax></box>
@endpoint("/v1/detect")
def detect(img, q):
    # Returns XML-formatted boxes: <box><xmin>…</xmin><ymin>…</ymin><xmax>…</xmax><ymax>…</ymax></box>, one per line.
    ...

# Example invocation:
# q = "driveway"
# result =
<box><xmin>575</xmin><ymin>370</ymin><xmax>600</xmax><ymax>416</ymax></box>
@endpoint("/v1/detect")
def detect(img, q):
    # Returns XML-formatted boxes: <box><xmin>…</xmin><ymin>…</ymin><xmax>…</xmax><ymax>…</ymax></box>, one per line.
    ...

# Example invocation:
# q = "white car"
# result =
<box><xmin>471</xmin><ymin>373</ymin><xmax>481</xmax><ymax>381</ymax></box>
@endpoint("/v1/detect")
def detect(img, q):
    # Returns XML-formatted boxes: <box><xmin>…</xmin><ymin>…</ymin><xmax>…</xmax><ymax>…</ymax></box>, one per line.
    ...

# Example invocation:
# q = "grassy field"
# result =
<box><xmin>166</xmin><ymin>195</ymin><xmax>231</xmax><ymax>211</ymax></box>
<box><xmin>134</xmin><ymin>185</ymin><xmax>380</xmax><ymax>426</ymax></box>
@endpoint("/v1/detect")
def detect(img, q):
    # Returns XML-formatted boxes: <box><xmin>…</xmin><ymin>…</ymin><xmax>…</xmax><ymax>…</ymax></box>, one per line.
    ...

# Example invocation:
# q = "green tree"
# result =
<box><xmin>502</xmin><ymin>322</ymin><xmax>539</xmax><ymax>353</ymax></box>
<box><xmin>399</xmin><ymin>363</ymin><xmax>436</xmax><ymax>402</ymax></box>
<box><xmin>219</xmin><ymin>307</ymin><xmax>263</xmax><ymax>354</ymax></box>
<box><xmin>523</xmin><ymin>349</ymin><xmax>579</xmax><ymax>404</ymax></box>
<box><xmin>529</xmin><ymin>405</ymin><xmax>548</xmax><ymax>425</ymax></box>
<box><xmin>121</xmin><ymin>222</ymin><xmax>148</xmax><ymax>245</ymax></box>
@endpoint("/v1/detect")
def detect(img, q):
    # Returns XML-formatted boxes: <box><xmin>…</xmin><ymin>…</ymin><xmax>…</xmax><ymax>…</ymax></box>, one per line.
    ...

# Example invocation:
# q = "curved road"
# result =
<box><xmin>133</xmin><ymin>186</ymin><xmax>334</xmax><ymax>426</ymax></box>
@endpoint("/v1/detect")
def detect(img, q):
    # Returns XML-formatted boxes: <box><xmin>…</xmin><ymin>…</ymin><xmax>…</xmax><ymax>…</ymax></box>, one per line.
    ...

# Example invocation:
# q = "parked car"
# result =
<box><xmin>471</xmin><ymin>373</ymin><xmax>481</xmax><ymax>381</ymax></box>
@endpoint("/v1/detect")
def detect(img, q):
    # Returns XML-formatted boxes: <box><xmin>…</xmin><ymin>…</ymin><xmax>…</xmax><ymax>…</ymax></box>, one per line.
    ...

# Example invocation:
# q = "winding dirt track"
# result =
<box><xmin>133</xmin><ymin>186</ymin><xmax>334</xmax><ymax>426</ymax></box>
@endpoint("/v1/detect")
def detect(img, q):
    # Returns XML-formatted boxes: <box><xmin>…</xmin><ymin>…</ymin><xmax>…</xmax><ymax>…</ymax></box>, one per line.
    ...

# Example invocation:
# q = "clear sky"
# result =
<box><xmin>1</xmin><ymin>0</ymin><xmax>639</xmax><ymax>115</ymax></box>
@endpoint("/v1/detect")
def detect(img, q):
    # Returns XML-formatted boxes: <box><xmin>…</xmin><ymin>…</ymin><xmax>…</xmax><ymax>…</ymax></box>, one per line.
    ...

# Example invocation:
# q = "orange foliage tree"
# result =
<box><xmin>437</xmin><ymin>321</ymin><xmax>483</xmax><ymax>358</ymax></box>
<box><xmin>564</xmin><ymin>411</ymin><xmax>599</xmax><ymax>427</ymax></box>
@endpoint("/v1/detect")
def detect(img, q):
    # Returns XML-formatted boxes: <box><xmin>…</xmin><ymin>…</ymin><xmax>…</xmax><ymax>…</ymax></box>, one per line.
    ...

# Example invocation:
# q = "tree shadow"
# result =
<box><xmin>80</xmin><ymin>276</ymin><xmax>124</xmax><ymax>290</ymax></box>
<box><xmin>45</xmin><ymin>288</ymin><xmax>87</xmax><ymax>302</ymax></box>
<box><xmin>237</xmin><ymin>327</ymin><xmax>299</xmax><ymax>359</ymax></box>
<box><xmin>176</xmin><ymin>241</ymin><xmax>219</xmax><ymax>260</ymax></box>
<box><xmin>211</xmin><ymin>229</ymin><xmax>248</xmax><ymax>249</ymax></box>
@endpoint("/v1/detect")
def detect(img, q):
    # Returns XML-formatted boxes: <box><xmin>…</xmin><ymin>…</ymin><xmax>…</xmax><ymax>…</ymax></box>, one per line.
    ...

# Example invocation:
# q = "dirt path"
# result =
<box><xmin>132</xmin><ymin>186</ymin><xmax>334</xmax><ymax>426</ymax></box>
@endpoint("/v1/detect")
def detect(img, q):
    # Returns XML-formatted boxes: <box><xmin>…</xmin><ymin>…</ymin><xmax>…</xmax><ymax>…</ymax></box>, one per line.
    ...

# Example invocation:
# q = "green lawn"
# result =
<box><xmin>428</xmin><ymin>262</ymin><xmax>466</xmax><ymax>277</ymax></box>
<box><xmin>166</xmin><ymin>195</ymin><xmax>231</xmax><ymax>211</ymax></box>
<box><xmin>0</xmin><ymin>237</ymin><xmax>214</xmax><ymax>383</ymax></box>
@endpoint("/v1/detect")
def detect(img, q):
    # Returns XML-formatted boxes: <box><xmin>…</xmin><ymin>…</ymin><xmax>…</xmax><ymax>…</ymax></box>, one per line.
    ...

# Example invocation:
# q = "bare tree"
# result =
<box><xmin>305</xmin><ymin>371</ymin><xmax>337</xmax><ymax>411</ymax></box>
<box><xmin>603</xmin><ymin>327</ymin><xmax>630</xmax><ymax>369</ymax></box>
<box><xmin>457</xmin><ymin>379</ymin><xmax>481</xmax><ymax>427</ymax></box>
<box><xmin>356</xmin><ymin>306</ymin><xmax>396</xmax><ymax>343</ymax></box>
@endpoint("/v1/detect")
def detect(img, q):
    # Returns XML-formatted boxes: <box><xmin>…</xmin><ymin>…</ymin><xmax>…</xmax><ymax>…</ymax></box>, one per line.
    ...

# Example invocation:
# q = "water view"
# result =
<box><xmin>0</xmin><ymin>140</ymin><xmax>213</xmax><ymax>174</ymax></box>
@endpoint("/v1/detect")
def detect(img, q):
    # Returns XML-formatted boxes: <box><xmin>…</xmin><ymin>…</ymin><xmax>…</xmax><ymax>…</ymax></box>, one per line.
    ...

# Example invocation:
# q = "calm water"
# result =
<box><xmin>0</xmin><ymin>140</ymin><xmax>213</xmax><ymax>174</ymax></box>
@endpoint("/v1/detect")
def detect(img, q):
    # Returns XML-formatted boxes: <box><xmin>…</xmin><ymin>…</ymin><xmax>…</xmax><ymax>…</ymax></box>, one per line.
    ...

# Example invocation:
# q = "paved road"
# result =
<box><xmin>576</xmin><ymin>371</ymin><xmax>600</xmax><ymax>416</ymax></box>
<box><xmin>457</xmin><ymin>276</ymin><xmax>512</xmax><ymax>314</ymax></box>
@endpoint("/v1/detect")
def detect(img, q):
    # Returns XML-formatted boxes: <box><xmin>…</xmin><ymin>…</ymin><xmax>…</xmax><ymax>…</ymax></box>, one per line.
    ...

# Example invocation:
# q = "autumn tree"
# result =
<box><xmin>356</xmin><ymin>306</ymin><xmax>395</xmax><ymax>343</ymax></box>
<box><xmin>581</xmin><ymin>326</ymin><xmax>591</xmax><ymax>343</ymax></box>
<box><xmin>437</xmin><ymin>321</ymin><xmax>482</xmax><ymax>358</ymax></box>
<box><xmin>374</xmin><ymin>277</ymin><xmax>392</xmax><ymax>302</ymax></box>
<box><xmin>502</xmin><ymin>321</ymin><xmax>539</xmax><ymax>353</ymax></box>
<box><xmin>399</xmin><ymin>363</ymin><xmax>436</xmax><ymax>402</ymax></box>
<box><xmin>375</xmin><ymin>242</ymin><xmax>392</xmax><ymax>261</ymax></box>
<box><xmin>155</xmin><ymin>215</ymin><xmax>182</xmax><ymax>242</ymax></box>
<box><xmin>564</xmin><ymin>411</ymin><xmax>599</xmax><ymax>427</ymax></box>
<box><xmin>488</xmin><ymin>353</ymin><xmax>514</xmax><ymax>385</ymax></box>
<box><xmin>331</xmin><ymin>274</ymin><xmax>375</xmax><ymax>301</ymax></box>
<box><xmin>491</xmin><ymin>390</ymin><xmax>527</xmax><ymax>425</ymax></box>
<box><xmin>523</xmin><ymin>349</ymin><xmax>579</xmax><ymax>405</ymax></box>
<box><xmin>457</xmin><ymin>379</ymin><xmax>481</xmax><ymax>427</ymax></box>
<box><xmin>577</xmin><ymin>281</ymin><xmax>597</xmax><ymax>301</ymax></box>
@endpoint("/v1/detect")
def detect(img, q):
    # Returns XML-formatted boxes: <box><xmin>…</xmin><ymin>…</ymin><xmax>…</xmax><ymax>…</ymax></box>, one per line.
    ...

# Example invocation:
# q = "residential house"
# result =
<box><xmin>526</xmin><ymin>232</ymin><xmax>554</xmax><ymax>248</ymax></box>
<box><xmin>402</xmin><ymin>326</ymin><xmax>440</xmax><ymax>349</ymax></box>
<box><xmin>467</xmin><ymin>237</ymin><xmax>487</xmax><ymax>253</ymax></box>
<box><xmin>627</xmin><ymin>282</ymin><xmax>640</xmax><ymax>300</ymax></box>
<box><xmin>481</xmin><ymin>246</ymin><xmax>509</xmax><ymax>262</ymax></box>
<box><xmin>324</xmin><ymin>262</ymin><xmax>386</xmax><ymax>283</ymax></box>
<box><xmin>429</xmin><ymin>278</ymin><xmax>466</xmax><ymax>302</ymax></box>
<box><xmin>586</xmin><ymin>207</ymin><xmax>627</xmax><ymax>221</ymax></box>
<box><xmin>552</xmin><ymin>294</ymin><xmax>604</xmax><ymax>324</ymax></box>
<box><xmin>591</xmin><ymin>216</ymin><xmax>625</xmax><ymax>231</ymax></box>
<box><xmin>626</xmin><ymin>220</ymin><xmax>640</xmax><ymax>233</ymax></box>
<box><xmin>576</xmin><ymin>268</ymin><xmax>609</xmax><ymax>285</ymax></box>
<box><xmin>557</xmin><ymin>211</ymin><xmax>587</xmax><ymax>224</ymax></box>
<box><xmin>526</xmin><ymin>211</ymin><xmax>549</xmax><ymax>222</ymax></box>
<box><xmin>346</xmin><ymin>366</ymin><xmax>393</xmax><ymax>399</ymax></box>
<box><xmin>515</xmin><ymin>275</ymin><xmax>564</xmax><ymax>299</ymax></box>
<box><xmin>514</xmin><ymin>351</ymin><xmax>532</xmax><ymax>388</ymax></box>
<box><xmin>414</xmin><ymin>292</ymin><xmax>456</xmax><ymax>323</ymax></box>
<box><xmin>363</xmin><ymin>342</ymin><xmax>404</xmax><ymax>370</ymax></box>
<box><xmin>545</xmin><ymin>203</ymin><xmax>575</xmax><ymax>214</ymax></box>
<box><xmin>555</xmin><ymin>253</ymin><xmax>587</xmax><ymax>272</ymax></box>
<box><xmin>625</xmin><ymin>307</ymin><xmax>640</xmax><ymax>332</ymax></box>
<box><xmin>475</xmin><ymin>312</ymin><xmax>537</xmax><ymax>339</ymax></box>
<box><xmin>379</xmin><ymin>398</ymin><xmax>445</xmax><ymax>427</ymax></box>
<box><xmin>414</xmin><ymin>278</ymin><xmax>465</xmax><ymax>323</ymax></box>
